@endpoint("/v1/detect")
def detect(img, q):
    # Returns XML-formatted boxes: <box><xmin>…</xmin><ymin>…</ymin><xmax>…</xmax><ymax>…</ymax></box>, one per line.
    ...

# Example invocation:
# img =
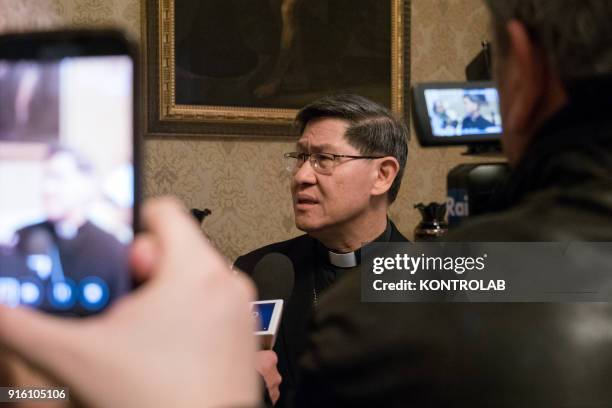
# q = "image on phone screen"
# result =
<box><xmin>0</xmin><ymin>51</ymin><xmax>134</xmax><ymax>315</ymax></box>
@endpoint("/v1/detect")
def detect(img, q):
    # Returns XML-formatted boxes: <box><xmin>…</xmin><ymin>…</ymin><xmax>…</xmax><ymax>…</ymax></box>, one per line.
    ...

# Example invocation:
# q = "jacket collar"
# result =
<box><xmin>492</xmin><ymin>76</ymin><xmax>612</xmax><ymax>211</ymax></box>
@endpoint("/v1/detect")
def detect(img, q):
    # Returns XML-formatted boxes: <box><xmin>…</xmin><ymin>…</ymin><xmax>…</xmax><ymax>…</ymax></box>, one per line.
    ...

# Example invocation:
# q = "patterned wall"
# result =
<box><xmin>0</xmin><ymin>0</ymin><xmax>496</xmax><ymax>260</ymax></box>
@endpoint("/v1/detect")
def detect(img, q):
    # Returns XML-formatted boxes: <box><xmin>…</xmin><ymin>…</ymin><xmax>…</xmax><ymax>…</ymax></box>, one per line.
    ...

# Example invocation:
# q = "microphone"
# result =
<box><xmin>19</xmin><ymin>227</ymin><xmax>60</xmax><ymax>281</ymax></box>
<box><xmin>251</xmin><ymin>253</ymin><xmax>295</xmax><ymax>303</ymax></box>
<box><xmin>22</xmin><ymin>227</ymin><xmax>54</xmax><ymax>254</ymax></box>
<box><xmin>250</xmin><ymin>253</ymin><xmax>295</xmax><ymax>349</ymax></box>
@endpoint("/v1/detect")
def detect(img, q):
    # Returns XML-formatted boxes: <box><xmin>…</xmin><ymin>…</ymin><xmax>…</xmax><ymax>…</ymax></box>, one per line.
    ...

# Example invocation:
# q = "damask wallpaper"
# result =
<box><xmin>0</xmin><ymin>0</ymin><xmax>496</xmax><ymax>260</ymax></box>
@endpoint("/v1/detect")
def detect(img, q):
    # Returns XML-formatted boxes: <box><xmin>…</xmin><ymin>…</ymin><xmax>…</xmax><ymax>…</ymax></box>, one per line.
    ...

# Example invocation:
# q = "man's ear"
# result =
<box><xmin>371</xmin><ymin>157</ymin><xmax>400</xmax><ymax>198</ymax></box>
<box><xmin>503</xmin><ymin>20</ymin><xmax>547</xmax><ymax>135</ymax></box>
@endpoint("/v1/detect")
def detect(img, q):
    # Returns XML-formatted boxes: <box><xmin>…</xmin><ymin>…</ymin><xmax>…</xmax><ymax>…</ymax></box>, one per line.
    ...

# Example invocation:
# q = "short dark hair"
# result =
<box><xmin>485</xmin><ymin>0</ymin><xmax>612</xmax><ymax>83</ymax></box>
<box><xmin>463</xmin><ymin>94</ymin><xmax>487</xmax><ymax>107</ymax></box>
<box><xmin>295</xmin><ymin>94</ymin><xmax>408</xmax><ymax>204</ymax></box>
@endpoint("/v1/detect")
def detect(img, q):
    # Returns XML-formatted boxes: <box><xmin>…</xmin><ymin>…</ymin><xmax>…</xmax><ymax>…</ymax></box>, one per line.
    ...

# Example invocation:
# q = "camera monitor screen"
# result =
<box><xmin>0</xmin><ymin>33</ymin><xmax>135</xmax><ymax>316</ymax></box>
<box><xmin>412</xmin><ymin>81</ymin><xmax>503</xmax><ymax>146</ymax></box>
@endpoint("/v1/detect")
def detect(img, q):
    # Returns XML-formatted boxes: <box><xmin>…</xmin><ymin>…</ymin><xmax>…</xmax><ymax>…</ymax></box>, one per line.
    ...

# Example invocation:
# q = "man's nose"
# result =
<box><xmin>293</xmin><ymin>158</ymin><xmax>317</xmax><ymax>186</ymax></box>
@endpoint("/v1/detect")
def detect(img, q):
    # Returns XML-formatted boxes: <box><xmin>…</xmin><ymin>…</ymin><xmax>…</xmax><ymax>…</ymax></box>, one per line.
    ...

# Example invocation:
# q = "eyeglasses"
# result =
<box><xmin>284</xmin><ymin>152</ymin><xmax>385</xmax><ymax>175</ymax></box>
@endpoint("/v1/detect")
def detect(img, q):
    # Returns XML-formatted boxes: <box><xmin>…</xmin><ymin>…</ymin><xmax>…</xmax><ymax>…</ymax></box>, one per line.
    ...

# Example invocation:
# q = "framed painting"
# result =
<box><xmin>142</xmin><ymin>0</ymin><xmax>411</xmax><ymax>137</ymax></box>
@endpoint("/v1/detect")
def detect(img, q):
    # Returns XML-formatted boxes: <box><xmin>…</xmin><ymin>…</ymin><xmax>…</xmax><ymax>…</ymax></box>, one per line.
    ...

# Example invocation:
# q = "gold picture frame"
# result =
<box><xmin>142</xmin><ymin>0</ymin><xmax>411</xmax><ymax>138</ymax></box>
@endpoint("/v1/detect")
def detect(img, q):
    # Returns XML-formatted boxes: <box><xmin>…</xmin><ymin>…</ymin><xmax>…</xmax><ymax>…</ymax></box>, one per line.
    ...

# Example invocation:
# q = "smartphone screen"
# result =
<box><xmin>0</xmin><ymin>31</ymin><xmax>135</xmax><ymax>316</ymax></box>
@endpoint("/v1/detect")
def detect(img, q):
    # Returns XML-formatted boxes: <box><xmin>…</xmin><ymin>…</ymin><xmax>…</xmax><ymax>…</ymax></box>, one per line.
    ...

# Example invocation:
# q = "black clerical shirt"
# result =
<box><xmin>234</xmin><ymin>220</ymin><xmax>407</xmax><ymax>408</ymax></box>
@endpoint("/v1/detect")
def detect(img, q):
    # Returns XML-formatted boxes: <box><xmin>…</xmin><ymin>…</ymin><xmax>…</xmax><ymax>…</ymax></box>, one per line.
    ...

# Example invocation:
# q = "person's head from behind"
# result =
<box><xmin>287</xmin><ymin>94</ymin><xmax>408</xmax><ymax>242</ymax></box>
<box><xmin>485</xmin><ymin>0</ymin><xmax>612</xmax><ymax>165</ymax></box>
<box><xmin>463</xmin><ymin>94</ymin><xmax>483</xmax><ymax>118</ymax></box>
<box><xmin>42</xmin><ymin>146</ymin><xmax>94</xmax><ymax>224</ymax></box>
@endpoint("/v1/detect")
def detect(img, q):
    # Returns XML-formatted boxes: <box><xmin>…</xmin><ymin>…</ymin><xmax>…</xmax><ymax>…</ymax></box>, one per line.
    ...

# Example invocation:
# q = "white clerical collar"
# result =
<box><xmin>328</xmin><ymin>250</ymin><xmax>359</xmax><ymax>268</ymax></box>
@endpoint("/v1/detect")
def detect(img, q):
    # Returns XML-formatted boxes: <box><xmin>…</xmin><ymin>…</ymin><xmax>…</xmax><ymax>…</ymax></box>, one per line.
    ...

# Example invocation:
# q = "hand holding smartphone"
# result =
<box><xmin>0</xmin><ymin>30</ymin><xmax>137</xmax><ymax>316</ymax></box>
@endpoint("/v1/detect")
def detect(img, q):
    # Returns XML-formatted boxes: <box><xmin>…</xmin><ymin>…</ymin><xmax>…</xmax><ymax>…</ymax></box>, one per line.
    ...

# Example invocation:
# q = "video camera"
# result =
<box><xmin>410</xmin><ymin>45</ymin><xmax>510</xmax><ymax>228</ymax></box>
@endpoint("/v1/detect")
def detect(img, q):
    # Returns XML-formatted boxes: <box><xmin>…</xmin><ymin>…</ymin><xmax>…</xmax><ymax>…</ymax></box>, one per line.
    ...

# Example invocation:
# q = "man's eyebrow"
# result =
<box><xmin>296</xmin><ymin>141</ymin><xmax>308</xmax><ymax>151</ymax></box>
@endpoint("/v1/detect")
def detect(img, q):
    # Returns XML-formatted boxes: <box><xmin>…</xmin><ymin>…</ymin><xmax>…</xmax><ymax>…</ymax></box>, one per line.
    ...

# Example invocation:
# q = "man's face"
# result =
<box><xmin>463</xmin><ymin>97</ymin><xmax>479</xmax><ymax>115</ymax></box>
<box><xmin>42</xmin><ymin>152</ymin><xmax>89</xmax><ymax>222</ymax></box>
<box><xmin>292</xmin><ymin>118</ymin><xmax>378</xmax><ymax>235</ymax></box>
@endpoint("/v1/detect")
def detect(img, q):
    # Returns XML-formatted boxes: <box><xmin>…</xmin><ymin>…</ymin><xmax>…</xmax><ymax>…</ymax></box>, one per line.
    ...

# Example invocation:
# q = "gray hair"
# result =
<box><xmin>485</xmin><ymin>0</ymin><xmax>612</xmax><ymax>83</ymax></box>
<box><xmin>295</xmin><ymin>94</ymin><xmax>408</xmax><ymax>204</ymax></box>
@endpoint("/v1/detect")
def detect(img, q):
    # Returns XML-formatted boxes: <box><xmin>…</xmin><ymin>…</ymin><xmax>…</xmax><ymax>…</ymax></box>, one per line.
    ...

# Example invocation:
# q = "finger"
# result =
<box><xmin>129</xmin><ymin>234</ymin><xmax>159</xmax><ymax>282</ymax></box>
<box><xmin>271</xmin><ymin>390</ymin><xmax>280</xmax><ymax>405</ymax></box>
<box><xmin>140</xmin><ymin>197</ymin><xmax>202</xmax><ymax>251</ymax></box>
<box><xmin>255</xmin><ymin>350</ymin><xmax>279</xmax><ymax>375</ymax></box>
<box><xmin>234</xmin><ymin>272</ymin><xmax>257</xmax><ymax>306</ymax></box>
<box><xmin>141</xmin><ymin>197</ymin><xmax>230</xmax><ymax>275</ymax></box>
<box><xmin>258</xmin><ymin>350</ymin><xmax>278</xmax><ymax>366</ymax></box>
<box><xmin>0</xmin><ymin>306</ymin><xmax>88</xmax><ymax>384</ymax></box>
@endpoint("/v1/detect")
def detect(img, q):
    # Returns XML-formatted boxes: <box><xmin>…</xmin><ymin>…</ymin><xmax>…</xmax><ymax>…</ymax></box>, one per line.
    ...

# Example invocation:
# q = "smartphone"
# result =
<box><xmin>0</xmin><ymin>30</ymin><xmax>138</xmax><ymax>316</ymax></box>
